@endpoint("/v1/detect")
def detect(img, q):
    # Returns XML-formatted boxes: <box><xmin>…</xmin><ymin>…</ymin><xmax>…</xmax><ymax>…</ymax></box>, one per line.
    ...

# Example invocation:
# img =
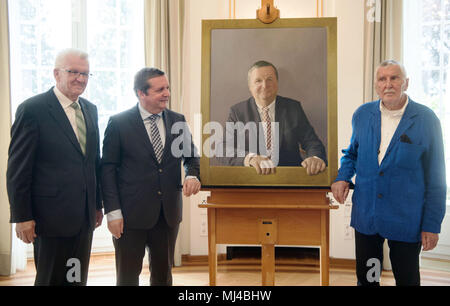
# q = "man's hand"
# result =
<box><xmin>249</xmin><ymin>155</ymin><xmax>276</xmax><ymax>175</ymax></box>
<box><xmin>108</xmin><ymin>218</ymin><xmax>124</xmax><ymax>239</ymax></box>
<box><xmin>15</xmin><ymin>220</ymin><xmax>37</xmax><ymax>244</ymax></box>
<box><xmin>301</xmin><ymin>156</ymin><xmax>326</xmax><ymax>176</ymax></box>
<box><xmin>183</xmin><ymin>178</ymin><xmax>201</xmax><ymax>197</ymax></box>
<box><xmin>422</xmin><ymin>232</ymin><xmax>439</xmax><ymax>251</ymax></box>
<box><xmin>331</xmin><ymin>180</ymin><xmax>350</xmax><ymax>204</ymax></box>
<box><xmin>95</xmin><ymin>210</ymin><xmax>104</xmax><ymax>228</ymax></box>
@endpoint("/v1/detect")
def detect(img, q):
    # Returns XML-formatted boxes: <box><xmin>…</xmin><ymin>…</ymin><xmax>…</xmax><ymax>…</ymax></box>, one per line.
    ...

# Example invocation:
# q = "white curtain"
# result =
<box><xmin>363</xmin><ymin>0</ymin><xmax>403</xmax><ymax>102</ymax></box>
<box><xmin>10</xmin><ymin>226</ymin><xmax>28</xmax><ymax>274</ymax></box>
<box><xmin>0</xmin><ymin>0</ymin><xmax>27</xmax><ymax>276</ymax></box>
<box><xmin>144</xmin><ymin>0</ymin><xmax>186</xmax><ymax>266</ymax></box>
<box><xmin>144</xmin><ymin>0</ymin><xmax>185</xmax><ymax>114</ymax></box>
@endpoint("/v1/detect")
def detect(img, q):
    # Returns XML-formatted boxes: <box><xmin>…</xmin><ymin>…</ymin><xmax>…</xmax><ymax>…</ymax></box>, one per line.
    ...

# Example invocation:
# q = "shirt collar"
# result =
<box><xmin>380</xmin><ymin>96</ymin><xmax>409</xmax><ymax>117</ymax></box>
<box><xmin>53</xmin><ymin>86</ymin><xmax>79</xmax><ymax>109</ymax></box>
<box><xmin>138</xmin><ymin>103</ymin><xmax>163</xmax><ymax>121</ymax></box>
<box><xmin>255</xmin><ymin>98</ymin><xmax>276</xmax><ymax>112</ymax></box>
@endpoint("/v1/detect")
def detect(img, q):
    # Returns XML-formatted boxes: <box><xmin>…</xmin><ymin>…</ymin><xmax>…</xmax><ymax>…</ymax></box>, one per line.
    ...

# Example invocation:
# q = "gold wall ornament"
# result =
<box><xmin>257</xmin><ymin>0</ymin><xmax>280</xmax><ymax>24</ymax></box>
<box><xmin>229</xmin><ymin>0</ymin><xmax>236</xmax><ymax>19</ymax></box>
<box><xmin>316</xmin><ymin>0</ymin><xmax>324</xmax><ymax>17</ymax></box>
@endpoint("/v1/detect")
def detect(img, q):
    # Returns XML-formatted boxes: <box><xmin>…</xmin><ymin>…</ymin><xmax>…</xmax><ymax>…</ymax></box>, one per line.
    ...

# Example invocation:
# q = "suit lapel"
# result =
<box><xmin>248</xmin><ymin>98</ymin><xmax>264</xmax><ymax>155</ymax></box>
<box><xmin>161</xmin><ymin>110</ymin><xmax>173</xmax><ymax>163</ymax></box>
<box><xmin>79</xmin><ymin>99</ymin><xmax>94</xmax><ymax>159</ymax></box>
<box><xmin>370</xmin><ymin>101</ymin><xmax>382</xmax><ymax>163</ymax></box>
<box><xmin>274</xmin><ymin>96</ymin><xmax>285</xmax><ymax>153</ymax></box>
<box><xmin>46</xmin><ymin>88</ymin><xmax>84</xmax><ymax>156</ymax></box>
<box><xmin>249</xmin><ymin>97</ymin><xmax>262</xmax><ymax>122</ymax></box>
<box><xmin>384</xmin><ymin>101</ymin><xmax>417</xmax><ymax>156</ymax></box>
<box><xmin>129</xmin><ymin>105</ymin><xmax>160</xmax><ymax>164</ymax></box>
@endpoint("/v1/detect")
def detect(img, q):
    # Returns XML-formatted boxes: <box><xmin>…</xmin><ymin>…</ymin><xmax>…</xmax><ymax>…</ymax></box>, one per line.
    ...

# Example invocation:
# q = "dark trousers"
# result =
<box><xmin>113</xmin><ymin>210</ymin><xmax>179</xmax><ymax>286</ymax></box>
<box><xmin>33</xmin><ymin>220</ymin><xmax>93</xmax><ymax>286</ymax></box>
<box><xmin>355</xmin><ymin>231</ymin><xmax>422</xmax><ymax>286</ymax></box>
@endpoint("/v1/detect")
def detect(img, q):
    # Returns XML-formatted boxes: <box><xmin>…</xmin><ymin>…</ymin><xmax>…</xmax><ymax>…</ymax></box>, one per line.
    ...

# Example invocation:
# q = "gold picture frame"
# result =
<box><xmin>200</xmin><ymin>17</ymin><xmax>337</xmax><ymax>187</ymax></box>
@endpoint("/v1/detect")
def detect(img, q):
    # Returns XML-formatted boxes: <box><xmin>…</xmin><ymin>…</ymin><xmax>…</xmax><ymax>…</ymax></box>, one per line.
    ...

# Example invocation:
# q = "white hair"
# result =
<box><xmin>377</xmin><ymin>60</ymin><xmax>408</xmax><ymax>79</ymax></box>
<box><xmin>54</xmin><ymin>48</ymin><xmax>89</xmax><ymax>69</ymax></box>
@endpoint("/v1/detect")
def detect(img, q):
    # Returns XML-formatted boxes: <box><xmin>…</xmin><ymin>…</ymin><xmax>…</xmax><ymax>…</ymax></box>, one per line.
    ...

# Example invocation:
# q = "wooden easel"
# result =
<box><xmin>199</xmin><ymin>188</ymin><xmax>338</xmax><ymax>286</ymax></box>
<box><xmin>199</xmin><ymin>0</ymin><xmax>336</xmax><ymax>286</ymax></box>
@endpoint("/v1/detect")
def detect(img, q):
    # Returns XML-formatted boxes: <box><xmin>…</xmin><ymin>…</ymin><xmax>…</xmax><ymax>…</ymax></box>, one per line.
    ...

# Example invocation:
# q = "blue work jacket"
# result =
<box><xmin>335</xmin><ymin>98</ymin><xmax>446</xmax><ymax>242</ymax></box>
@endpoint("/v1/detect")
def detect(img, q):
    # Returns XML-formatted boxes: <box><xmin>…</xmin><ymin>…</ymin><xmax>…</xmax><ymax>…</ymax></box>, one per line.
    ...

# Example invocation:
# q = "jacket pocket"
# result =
<box><xmin>395</xmin><ymin>142</ymin><xmax>425</xmax><ymax>169</ymax></box>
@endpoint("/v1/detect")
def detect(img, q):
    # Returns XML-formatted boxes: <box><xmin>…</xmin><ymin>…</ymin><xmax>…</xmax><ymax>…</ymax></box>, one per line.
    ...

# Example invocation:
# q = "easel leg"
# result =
<box><xmin>208</xmin><ymin>208</ymin><xmax>217</xmax><ymax>286</ymax></box>
<box><xmin>261</xmin><ymin>244</ymin><xmax>275</xmax><ymax>286</ymax></box>
<box><xmin>320</xmin><ymin>210</ymin><xmax>330</xmax><ymax>286</ymax></box>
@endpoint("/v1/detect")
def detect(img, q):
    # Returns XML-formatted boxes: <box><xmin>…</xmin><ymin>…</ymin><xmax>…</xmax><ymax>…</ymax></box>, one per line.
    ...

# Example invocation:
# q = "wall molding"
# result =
<box><xmin>0</xmin><ymin>253</ymin><xmax>11</xmax><ymax>276</ymax></box>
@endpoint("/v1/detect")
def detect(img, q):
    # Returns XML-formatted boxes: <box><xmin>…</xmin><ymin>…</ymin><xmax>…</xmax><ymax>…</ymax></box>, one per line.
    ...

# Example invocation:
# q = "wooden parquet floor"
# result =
<box><xmin>1</xmin><ymin>253</ymin><xmax>450</xmax><ymax>286</ymax></box>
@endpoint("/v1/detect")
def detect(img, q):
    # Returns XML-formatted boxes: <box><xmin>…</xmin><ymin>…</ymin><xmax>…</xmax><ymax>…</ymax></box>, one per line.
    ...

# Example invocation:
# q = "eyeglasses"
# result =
<box><xmin>61</xmin><ymin>69</ymin><xmax>92</xmax><ymax>78</ymax></box>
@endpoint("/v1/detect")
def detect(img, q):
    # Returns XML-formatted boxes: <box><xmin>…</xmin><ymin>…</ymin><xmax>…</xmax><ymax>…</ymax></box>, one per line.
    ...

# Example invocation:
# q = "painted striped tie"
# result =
<box><xmin>70</xmin><ymin>102</ymin><xmax>87</xmax><ymax>155</ymax></box>
<box><xmin>261</xmin><ymin>106</ymin><xmax>272</xmax><ymax>154</ymax></box>
<box><xmin>148</xmin><ymin>114</ymin><xmax>163</xmax><ymax>163</ymax></box>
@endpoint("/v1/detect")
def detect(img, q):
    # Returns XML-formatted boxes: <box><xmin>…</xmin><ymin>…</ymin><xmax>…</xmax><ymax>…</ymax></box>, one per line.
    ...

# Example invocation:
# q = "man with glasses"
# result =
<box><xmin>7</xmin><ymin>48</ymin><xmax>103</xmax><ymax>286</ymax></box>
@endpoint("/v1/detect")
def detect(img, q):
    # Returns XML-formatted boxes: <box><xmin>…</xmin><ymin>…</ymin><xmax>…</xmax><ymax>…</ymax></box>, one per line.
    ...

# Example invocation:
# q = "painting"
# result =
<box><xmin>200</xmin><ymin>18</ymin><xmax>337</xmax><ymax>187</ymax></box>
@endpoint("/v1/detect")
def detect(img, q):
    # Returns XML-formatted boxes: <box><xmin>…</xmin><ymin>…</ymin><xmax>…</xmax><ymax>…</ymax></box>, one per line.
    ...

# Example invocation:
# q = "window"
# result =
<box><xmin>8</xmin><ymin>0</ymin><xmax>145</xmax><ymax>255</ymax></box>
<box><xmin>8</xmin><ymin>0</ymin><xmax>145</xmax><ymax>141</ymax></box>
<box><xmin>84</xmin><ymin>0</ymin><xmax>145</xmax><ymax>135</ymax></box>
<box><xmin>8</xmin><ymin>0</ymin><xmax>72</xmax><ymax>109</ymax></box>
<box><xmin>403</xmin><ymin>0</ymin><xmax>450</xmax><ymax>204</ymax></box>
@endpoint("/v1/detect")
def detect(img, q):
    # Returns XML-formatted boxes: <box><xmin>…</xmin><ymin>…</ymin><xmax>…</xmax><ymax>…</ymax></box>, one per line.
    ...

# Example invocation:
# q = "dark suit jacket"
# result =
<box><xmin>220</xmin><ymin>96</ymin><xmax>327</xmax><ymax>166</ymax></box>
<box><xmin>100</xmin><ymin>105</ymin><xmax>200</xmax><ymax>229</ymax></box>
<box><xmin>7</xmin><ymin>87</ymin><xmax>102</xmax><ymax>237</ymax></box>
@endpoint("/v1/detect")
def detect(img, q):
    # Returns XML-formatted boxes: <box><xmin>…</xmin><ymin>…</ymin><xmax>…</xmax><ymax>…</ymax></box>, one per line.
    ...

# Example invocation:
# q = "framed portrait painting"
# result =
<box><xmin>200</xmin><ymin>17</ymin><xmax>337</xmax><ymax>187</ymax></box>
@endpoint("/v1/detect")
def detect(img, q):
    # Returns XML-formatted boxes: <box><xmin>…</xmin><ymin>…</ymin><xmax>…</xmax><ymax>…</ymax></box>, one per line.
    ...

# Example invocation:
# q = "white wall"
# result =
<box><xmin>328</xmin><ymin>0</ymin><xmax>365</xmax><ymax>259</ymax></box>
<box><xmin>182</xmin><ymin>0</ymin><xmax>229</xmax><ymax>256</ymax></box>
<box><xmin>0</xmin><ymin>0</ymin><xmax>12</xmax><ymax>274</ymax></box>
<box><xmin>181</xmin><ymin>0</ymin><xmax>366</xmax><ymax>259</ymax></box>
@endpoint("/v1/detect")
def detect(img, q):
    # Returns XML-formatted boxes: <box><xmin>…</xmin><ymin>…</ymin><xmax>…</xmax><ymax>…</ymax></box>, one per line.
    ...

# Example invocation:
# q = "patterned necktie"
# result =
<box><xmin>148</xmin><ymin>114</ymin><xmax>163</xmax><ymax>163</ymax></box>
<box><xmin>261</xmin><ymin>106</ymin><xmax>272</xmax><ymax>154</ymax></box>
<box><xmin>70</xmin><ymin>102</ymin><xmax>86</xmax><ymax>155</ymax></box>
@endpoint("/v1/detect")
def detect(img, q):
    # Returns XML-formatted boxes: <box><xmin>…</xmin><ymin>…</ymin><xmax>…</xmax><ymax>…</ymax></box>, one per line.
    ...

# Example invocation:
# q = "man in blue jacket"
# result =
<box><xmin>331</xmin><ymin>60</ymin><xmax>446</xmax><ymax>286</ymax></box>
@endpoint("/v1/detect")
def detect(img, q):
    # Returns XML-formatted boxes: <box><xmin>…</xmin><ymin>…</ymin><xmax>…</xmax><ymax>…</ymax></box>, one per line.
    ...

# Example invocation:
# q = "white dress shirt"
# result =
<box><xmin>378</xmin><ymin>97</ymin><xmax>409</xmax><ymax>165</ymax></box>
<box><xmin>53</xmin><ymin>87</ymin><xmax>83</xmax><ymax>143</ymax></box>
<box><xmin>139</xmin><ymin>103</ymin><xmax>166</xmax><ymax>148</ymax></box>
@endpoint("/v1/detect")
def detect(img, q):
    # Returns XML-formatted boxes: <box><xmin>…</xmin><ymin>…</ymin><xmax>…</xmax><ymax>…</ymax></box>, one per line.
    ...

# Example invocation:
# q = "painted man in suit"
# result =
<box><xmin>101</xmin><ymin>68</ymin><xmax>201</xmax><ymax>286</ymax></box>
<box><xmin>331</xmin><ymin>60</ymin><xmax>446</xmax><ymax>286</ymax></box>
<box><xmin>220</xmin><ymin>60</ymin><xmax>327</xmax><ymax>175</ymax></box>
<box><xmin>7</xmin><ymin>48</ymin><xmax>103</xmax><ymax>286</ymax></box>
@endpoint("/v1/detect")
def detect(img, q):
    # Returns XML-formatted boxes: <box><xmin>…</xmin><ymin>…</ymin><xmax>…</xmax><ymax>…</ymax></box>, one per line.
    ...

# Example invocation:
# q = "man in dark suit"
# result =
<box><xmin>220</xmin><ymin>60</ymin><xmax>327</xmax><ymax>175</ymax></box>
<box><xmin>7</xmin><ymin>48</ymin><xmax>103</xmax><ymax>286</ymax></box>
<box><xmin>101</xmin><ymin>68</ymin><xmax>201</xmax><ymax>286</ymax></box>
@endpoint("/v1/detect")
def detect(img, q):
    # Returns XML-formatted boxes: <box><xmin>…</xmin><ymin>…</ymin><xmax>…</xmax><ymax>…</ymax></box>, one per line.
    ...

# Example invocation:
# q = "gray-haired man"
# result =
<box><xmin>7</xmin><ymin>48</ymin><xmax>103</xmax><ymax>286</ymax></box>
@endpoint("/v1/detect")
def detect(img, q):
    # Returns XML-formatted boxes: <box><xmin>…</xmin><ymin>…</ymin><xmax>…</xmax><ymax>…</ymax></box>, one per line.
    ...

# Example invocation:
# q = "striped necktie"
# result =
<box><xmin>148</xmin><ymin>114</ymin><xmax>163</xmax><ymax>163</ymax></box>
<box><xmin>261</xmin><ymin>106</ymin><xmax>272</xmax><ymax>154</ymax></box>
<box><xmin>70</xmin><ymin>102</ymin><xmax>86</xmax><ymax>155</ymax></box>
